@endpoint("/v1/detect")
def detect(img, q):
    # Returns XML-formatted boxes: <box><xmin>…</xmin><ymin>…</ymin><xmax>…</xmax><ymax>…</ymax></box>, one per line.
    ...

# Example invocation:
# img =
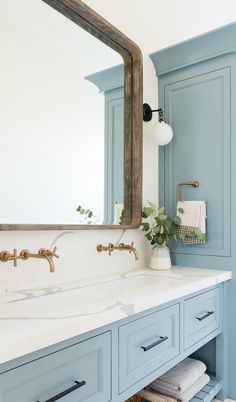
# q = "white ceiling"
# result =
<box><xmin>83</xmin><ymin>0</ymin><xmax>236</xmax><ymax>54</ymax></box>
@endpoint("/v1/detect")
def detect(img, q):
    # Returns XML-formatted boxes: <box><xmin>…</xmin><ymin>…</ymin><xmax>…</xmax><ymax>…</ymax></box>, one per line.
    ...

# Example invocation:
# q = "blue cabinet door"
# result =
<box><xmin>154</xmin><ymin>27</ymin><xmax>236</xmax><ymax>398</ymax></box>
<box><xmin>159</xmin><ymin>62</ymin><xmax>231</xmax><ymax>258</ymax></box>
<box><xmin>104</xmin><ymin>87</ymin><xmax>124</xmax><ymax>224</ymax></box>
<box><xmin>0</xmin><ymin>332</ymin><xmax>111</xmax><ymax>402</ymax></box>
<box><xmin>119</xmin><ymin>304</ymin><xmax>180</xmax><ymax>392</ymax></box>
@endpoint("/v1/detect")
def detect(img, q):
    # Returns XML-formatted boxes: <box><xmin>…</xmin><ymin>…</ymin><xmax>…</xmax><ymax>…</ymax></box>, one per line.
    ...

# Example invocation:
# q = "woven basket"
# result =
<box><xmin>137</xmin><ymin>388</ymin><xmax>177</xmax><ymax>402</ymax></box>
<box><xmin>125</xmin><ymin>396</ymin><xmax>143</xmax><ymax>402</ymax></box>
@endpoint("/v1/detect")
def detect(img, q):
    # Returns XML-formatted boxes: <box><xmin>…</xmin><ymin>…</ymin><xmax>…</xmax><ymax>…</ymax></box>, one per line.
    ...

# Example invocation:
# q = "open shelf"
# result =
<box><xmin>135</xmin><ymin>376</ymin><xmax>222</xmax><ymax>402</ymax></box>
<box><xmin>190</xmin><ymin>377</ymin><xmax>222</xmax><ymax>402</ymax></box>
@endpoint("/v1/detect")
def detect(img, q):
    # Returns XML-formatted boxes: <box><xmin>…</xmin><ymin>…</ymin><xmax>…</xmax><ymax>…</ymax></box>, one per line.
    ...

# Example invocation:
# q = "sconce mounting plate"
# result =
<box><xmin>143</xmin><ymin>103</ymin><xmax>153</xmax><ymax>122</ymax></box>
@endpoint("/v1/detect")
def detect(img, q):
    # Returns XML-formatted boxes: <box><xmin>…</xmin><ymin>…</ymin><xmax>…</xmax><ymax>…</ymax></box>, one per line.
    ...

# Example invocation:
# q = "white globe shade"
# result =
<box><xmin>154</xmin><ymin>121</ymin><xmax>173</xmax><ymax>145</ymax></box>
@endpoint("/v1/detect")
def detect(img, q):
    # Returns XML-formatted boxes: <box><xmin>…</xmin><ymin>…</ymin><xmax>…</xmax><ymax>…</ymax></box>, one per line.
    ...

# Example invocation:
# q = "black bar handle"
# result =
<box><xmin>36</xmin><ymin>380</ymin><xmax>86</xmax><ymax>402</ymax></box>
<box><xmin>196</xmin><ymin>311</ymin><xmax>214</xmax><ymax>321</ymax></box>
<box><xmin>141</xmin><ymin>336</ymin><xmax>168</xmax><ymax>352</ymax></box>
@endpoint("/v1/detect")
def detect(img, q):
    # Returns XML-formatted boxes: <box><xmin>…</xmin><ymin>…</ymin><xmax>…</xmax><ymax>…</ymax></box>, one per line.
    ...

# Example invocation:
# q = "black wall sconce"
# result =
<box><xmin>143</xmin><ymin>103</ymin><xmax>173</xmax><ymax>145</ymax></box>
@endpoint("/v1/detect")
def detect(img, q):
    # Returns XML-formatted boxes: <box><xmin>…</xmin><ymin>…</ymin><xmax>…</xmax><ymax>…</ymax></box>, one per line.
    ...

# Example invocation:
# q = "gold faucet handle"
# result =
<box><xmin>0</xmin><ymin>250</ymin><xmax>11</xmax><ymax>262</ymax></box>
<box><xmin>97</xmin><ymin>244</ymin><xmax>104</xmax><ymax>253</ymax></box>
<box><xmin>129</xmin><ymin>242</ymin><xmax>134</xmax><ymax>253</ymax></box>
<box><xmin>50</xmin><ymin>246</ymin><xmax>59</xmax><ymax>258</ymax></box>
<box><xmin>0</xmin><ymin>249</ymin><xmax>19</xmax><ymax>267</ymax></box>
<box><xmin>108</xmin><ymin>242</ymin><xmax>114</xmax><ymax>256</ymax></box>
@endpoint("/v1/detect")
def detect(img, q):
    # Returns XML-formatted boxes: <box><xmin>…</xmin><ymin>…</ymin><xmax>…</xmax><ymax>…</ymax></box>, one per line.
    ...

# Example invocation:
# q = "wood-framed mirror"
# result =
<box><xmin>0</xmin><ymin>0</ymin><xmax>142</xmax><ymax>230</ymax></box>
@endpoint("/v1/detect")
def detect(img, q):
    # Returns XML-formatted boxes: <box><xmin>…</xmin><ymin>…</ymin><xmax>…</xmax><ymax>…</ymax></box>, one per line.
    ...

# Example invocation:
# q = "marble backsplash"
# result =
<box><xmin>0</xmin><ymin>229</ymin><xmax>149</xmax><ymax>290</ymax></box>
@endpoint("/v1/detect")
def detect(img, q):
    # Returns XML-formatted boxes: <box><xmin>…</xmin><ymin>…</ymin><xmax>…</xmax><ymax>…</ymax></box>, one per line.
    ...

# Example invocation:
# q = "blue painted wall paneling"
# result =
<box><xmin>162</xmin><ymin>64</ymin><xmax>230</xmax><ymax>257</ymax></box>
<box><xmin>151</xmin><ymin>23</ymin><xmax>236</xmax><ymax>398</ymax></box>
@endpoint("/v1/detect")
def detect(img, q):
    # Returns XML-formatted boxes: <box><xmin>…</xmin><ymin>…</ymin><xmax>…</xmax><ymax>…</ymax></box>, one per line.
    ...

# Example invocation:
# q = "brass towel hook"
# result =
<box><xmin>176</xmin><ymin>181</ymin><xmax>200</xmax><ymax>203</ymax></box>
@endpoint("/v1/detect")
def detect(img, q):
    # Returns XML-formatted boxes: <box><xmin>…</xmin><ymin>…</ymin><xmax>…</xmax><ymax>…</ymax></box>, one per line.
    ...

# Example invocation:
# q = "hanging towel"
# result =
<box><xmin>176</xmin><ymin>200</ymin><xmax>206</xmax><ymax>244</ymax></box>
<box><xmin>113</xmin><ymin>203</ymin><xmax>124</xmax><ymax>224</ymax></box>
<box><xmin>149</xmin><ymin>374</ymin><xmax>210</xmax><ymax>402</ymax></box>
<box><xmin>149</xmin><ymin>358</ymin><xmax>206</xmax><ymax>394</ymax></box>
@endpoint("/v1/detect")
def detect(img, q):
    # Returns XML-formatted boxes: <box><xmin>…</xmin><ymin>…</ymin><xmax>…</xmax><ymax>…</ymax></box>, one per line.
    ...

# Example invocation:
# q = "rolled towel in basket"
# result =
<box><xmin>149</xmin><ymin>374</ymin><xmax>210</xmax><ymax>402</ymax></box>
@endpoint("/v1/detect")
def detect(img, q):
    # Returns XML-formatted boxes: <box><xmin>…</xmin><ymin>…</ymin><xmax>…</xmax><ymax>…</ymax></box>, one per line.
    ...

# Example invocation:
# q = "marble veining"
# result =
<box><xmin>0</xmin><ymin>267</ymin><xmax>231</xmax><ymax>365</ymax></box>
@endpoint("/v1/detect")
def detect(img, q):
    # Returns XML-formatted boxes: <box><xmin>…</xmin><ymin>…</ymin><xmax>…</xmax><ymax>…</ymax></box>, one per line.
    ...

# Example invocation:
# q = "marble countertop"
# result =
<box><xmin>0</xmin><ymin>266</ymin><xmax>232</xmax><ymax>365</ymax></box>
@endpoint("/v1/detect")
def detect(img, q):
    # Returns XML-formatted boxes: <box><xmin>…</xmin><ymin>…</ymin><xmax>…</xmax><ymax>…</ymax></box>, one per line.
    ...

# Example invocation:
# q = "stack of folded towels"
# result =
<box><xmin>138</xmin><ymin>358</ymin><xmax>210</xmax><ymax>402</ymax></box>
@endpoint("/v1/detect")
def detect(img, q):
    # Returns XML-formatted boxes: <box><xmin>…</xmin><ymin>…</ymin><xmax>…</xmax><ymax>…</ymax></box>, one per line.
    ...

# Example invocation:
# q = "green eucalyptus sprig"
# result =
<box><xmin>141</xmin><ymin>202</ymin><xmax>181</xmax><ymax>247</ymax></box>
<box><xmin>76</xmin><ymin>205</ymin><xmax>101</xmax><ymax>224</ymax></box>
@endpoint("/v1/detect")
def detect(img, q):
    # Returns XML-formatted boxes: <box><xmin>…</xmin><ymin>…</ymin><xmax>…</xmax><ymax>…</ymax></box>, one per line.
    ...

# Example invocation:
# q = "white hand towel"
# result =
<box><xmin>177</xmin><ymin>201</ymin><xmax>206</xmax><ymax>234</ymax></box>
<box><xmin>150</xmin><ymin>374</ymin><xmax>210</xmax><ymax>402</ymax></box>
<box><xmin>113</xmin><ymin>203</ymin><xmax>124</xmax><ymax>224</ymax></box>
<box><xmin>150</xmin><ymin>358</ymin><xmax>206</xmax><ymax>394</ymax></box>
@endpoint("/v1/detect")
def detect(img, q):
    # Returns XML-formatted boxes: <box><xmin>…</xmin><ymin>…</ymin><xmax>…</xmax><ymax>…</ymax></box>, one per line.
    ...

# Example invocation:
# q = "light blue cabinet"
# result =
<box><xmin>0</xmin><ymin>284</ymin><xmax>228</xmax><ymax>402</ymax></box>
<box><xmin>86</xmin><ymin>65</ymin><xmax>124</xmax><ymax>224</ymax></box>
<box><xmin>150</xmin><ymin>22</ymin><xmax>236</xmax><ymax>398</ymax></box>
<box><xmin>184</xmin><ymin>288</ymin><xmax>220</xmax><ymax>350</ymax></box>
<box><xmin>119</xmin><ymin>304</ymin><xmax>180</xmax><ymax>392</ymax></box>
<box><xmin>159</xmin><ymin>63</ymin><xmax>231</xmax><ymax>257</ymax></box>
<box><xmin>0</xmin><ymin>332</ymin><xmax>111</xmax><ymax>402</ymax></box>
<box><xmin>104</xmin><ymin>87</ymin><xmax>124</xmax><ymax>224</ymax></box>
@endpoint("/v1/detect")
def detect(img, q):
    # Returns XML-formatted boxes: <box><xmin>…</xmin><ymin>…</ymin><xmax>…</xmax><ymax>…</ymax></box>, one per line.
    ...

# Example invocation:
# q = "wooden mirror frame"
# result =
<box><xmin>2</xmin><ymin>0</ymin><xmax>142</xmax><ymax>231</ymax></box>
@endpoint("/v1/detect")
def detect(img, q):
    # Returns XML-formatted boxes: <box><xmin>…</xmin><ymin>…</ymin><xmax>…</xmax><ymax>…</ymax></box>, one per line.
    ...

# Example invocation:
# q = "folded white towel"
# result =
<box><xmin>150</xmin><ymin>374</ymin><xmax>210</xmax><ymax>402</ymax></box>
<box><xmin>150</xmin><ymin>358</ymin><xmax>206</xmax><ymax>394</ymax></box>
<box><xmin>177</xmin><ymin>201</ymin><xmax>206</xmax><ymax>234</ymax></box>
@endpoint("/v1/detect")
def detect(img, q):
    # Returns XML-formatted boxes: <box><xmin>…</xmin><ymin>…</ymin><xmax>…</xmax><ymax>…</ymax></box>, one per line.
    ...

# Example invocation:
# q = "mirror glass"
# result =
<box><xmin>1</xmin><ymin>0</ymin><xmax>124</xmax><ymax>225</ymax></box>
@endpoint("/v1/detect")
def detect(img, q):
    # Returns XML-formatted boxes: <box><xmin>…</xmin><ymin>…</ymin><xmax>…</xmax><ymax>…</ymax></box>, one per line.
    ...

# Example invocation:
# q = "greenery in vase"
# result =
<box><xmin>141</xmin><ymin>202</ymin><xmax>181</xmax><ymax>247</ymax></box>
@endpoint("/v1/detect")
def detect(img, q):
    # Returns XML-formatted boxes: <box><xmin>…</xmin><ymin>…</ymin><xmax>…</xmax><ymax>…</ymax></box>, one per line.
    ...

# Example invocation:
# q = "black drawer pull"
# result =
<box><xmin>36</xmin><ymin>380</ymin><xmax>86</xmax><ymax>402</ymax></box>
<box><xmin>141</xmin><ymin>336</ymin><xmax>168</xmax><ymax>352</ymax></box>
<box><xmin>196</xmin><ymin>311</ymin><xmax>214</xmax><ymax>321</ymax></box>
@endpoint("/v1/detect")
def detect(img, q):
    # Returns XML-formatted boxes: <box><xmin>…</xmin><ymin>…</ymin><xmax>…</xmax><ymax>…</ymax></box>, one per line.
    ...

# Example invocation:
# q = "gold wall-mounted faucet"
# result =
<box><xmin>0</xmin><ymin>247</ymin><xmax>59</xmax><ymax>273</ymax></box>
<box><xmin>97</xmin><ymin>242</ymin><xmax>139</xmax><ymax>260</ymax></box>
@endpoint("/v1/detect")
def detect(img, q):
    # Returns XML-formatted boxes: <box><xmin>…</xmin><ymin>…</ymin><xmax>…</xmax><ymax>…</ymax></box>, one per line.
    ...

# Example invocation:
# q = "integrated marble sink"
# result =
<box><xmin>0</xmin><ymin>267</ymin><xmax>231</xmax><ymax>365</ymax></box>
<box><xmin>0</xmin><ymin>274</ymin><xmax>181</xmax><ymax>319</ymax></box>
<box><xmin>0</xmin><ymin>267</ymin><xmax>231</xmax><ymax>322</ymax></box>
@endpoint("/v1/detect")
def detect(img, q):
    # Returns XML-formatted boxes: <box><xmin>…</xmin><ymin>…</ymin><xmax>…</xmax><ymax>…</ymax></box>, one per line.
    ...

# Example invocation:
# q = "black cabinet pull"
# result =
<box><xmin>36</xmin><ymin>380</ymin><xmax>86</xmax><ymax>402</ymax></box>
<box><xmin>196</xmin><ymin>311</ymin><xmax>214</xmax><ymax>321</ymax></box>
<box><xmin>141</xmin><ymin>336</ymin><xmax>168</xmax><ymax>352</ymax></box>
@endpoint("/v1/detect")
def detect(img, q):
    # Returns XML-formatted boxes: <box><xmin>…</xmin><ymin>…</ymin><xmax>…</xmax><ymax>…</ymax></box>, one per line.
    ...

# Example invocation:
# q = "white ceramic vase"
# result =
<box><xmin>150</xmin><ymin>245</ymin><xmax>172</xmax><ymax>270</ymax></box>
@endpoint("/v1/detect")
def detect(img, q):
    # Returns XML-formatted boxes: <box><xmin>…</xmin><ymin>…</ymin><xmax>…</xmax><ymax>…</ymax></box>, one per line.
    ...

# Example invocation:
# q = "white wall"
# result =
<box><xmin>1</xmin><ymin>0</ymin><xmax>236</xmax><ymax>285</ymax></box>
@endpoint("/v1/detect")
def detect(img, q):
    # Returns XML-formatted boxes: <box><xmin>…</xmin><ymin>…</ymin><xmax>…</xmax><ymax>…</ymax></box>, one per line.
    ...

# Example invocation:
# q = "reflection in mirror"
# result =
<box><xmin>1</xmin><ymin>0</ymin><xmax>124</xmax><ymax>225</ymax></box>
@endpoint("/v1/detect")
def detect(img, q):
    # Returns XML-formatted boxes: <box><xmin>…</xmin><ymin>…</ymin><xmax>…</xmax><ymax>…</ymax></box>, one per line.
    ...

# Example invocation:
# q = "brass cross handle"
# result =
<box><xmin>0</xmin><ymin>249</ymin><xmax>20</xmax><ymax>267</ymax></box>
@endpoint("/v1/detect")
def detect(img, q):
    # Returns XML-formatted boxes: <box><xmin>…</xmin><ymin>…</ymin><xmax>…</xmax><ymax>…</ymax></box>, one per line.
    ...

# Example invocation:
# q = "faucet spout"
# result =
<box><xmin>119</xmin><ymin>242</ymin><xmax>139</xmax><ymax>260</ymax></box>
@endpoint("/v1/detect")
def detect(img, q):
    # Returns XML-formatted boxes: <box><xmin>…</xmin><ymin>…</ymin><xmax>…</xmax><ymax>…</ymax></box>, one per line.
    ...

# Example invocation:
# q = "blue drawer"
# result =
<box><xmin>0</xmin><ymin>332</ymin><xmax>111</xmax><ymax>402</ymax></box>
<box><xmin>184</xmin><ymin>287</ymin><xmax>220</xmax><ymax>350</ymax></box>
<box><xmin>118</xmin><ymin>304</ymin><xmax>180</xmax><ymax>392</ymax></box>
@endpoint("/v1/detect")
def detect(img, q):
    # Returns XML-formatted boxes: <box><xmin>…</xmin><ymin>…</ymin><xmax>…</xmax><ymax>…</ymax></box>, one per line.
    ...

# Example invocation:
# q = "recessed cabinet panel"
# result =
<box><xmin>104</xmin><ymin>88</ymin><xmax>124</xmax><ymax>224</ymax></box>
<box><xmin>0</xmin><ymin>332</ymin><xmax>111</xmax><ymax>402</ymax></box>
<box><xmin>161</xmin><ymin>66</ymin><xmax>230</xmax><ymax>256</ymax></box>
<box><xmin>184</xmin><ymin>288</ymin><xmax>220</xmax><ymax>350</ymax></box>
<box><xmin>118</xmin><ymin>304</ymin><xmax>180</xmax><ymax>393</ymax></box>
